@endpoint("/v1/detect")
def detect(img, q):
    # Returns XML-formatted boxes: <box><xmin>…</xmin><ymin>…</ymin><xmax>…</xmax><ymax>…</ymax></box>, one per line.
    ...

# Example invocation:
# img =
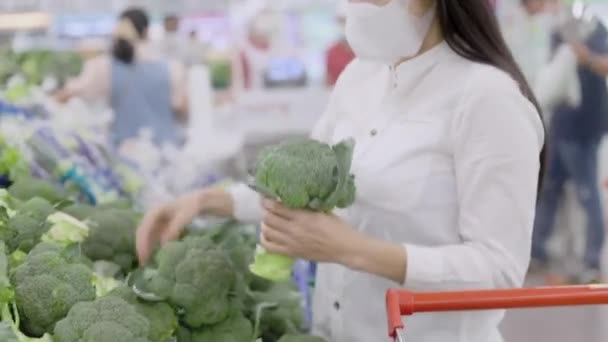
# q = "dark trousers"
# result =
<box><xmin>532</xmin><ymin>140</ymin><xmax>605</xmax><ymax>270</ymax></box>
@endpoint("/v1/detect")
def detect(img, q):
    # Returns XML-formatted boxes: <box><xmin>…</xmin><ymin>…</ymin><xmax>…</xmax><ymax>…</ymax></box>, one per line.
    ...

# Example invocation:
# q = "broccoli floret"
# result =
<box><xmin>11</xmin><ymin>243</ymin><xmax>96</xmax><ymax>336</ymax></box>
<box><xmin>16</xmin><ymin>198</ymin><xmax>55</xmax><ymax>222</ymax></box>
<box><xmin>250</xmin><ymin>138</ymin><xmax>356</xmax><ymax>281</ymax></box>
<box><xmin>53</xmin><ymin>296</ymin><xmax>150</xmax><ymax>342</ymax></box>
<box><xmin>248</xmin><ymin>282</ymin><xmax>305</xmax><ymax>341</ymax></box>
<box><xmin>254</xmin><ymin>138</ymin><xmax>356</xmax><ymax>210</ymax></box>
<box><xmin>81</xmin><ymin>208</ymin><xmax>139</xmax><ymax>272</ymax></box>
<box><xmin>136</xmin><ymin>236</ymin><xmax>237</xmax><ymax>328</ymax></box>
<box><xmin>177</xmin><ymin>310</ymin><xmax>253</xmax><ymax>342</ymax></box>
<box><xmin>108</xmin><ymin>286</ymin><xmax>178</xmax><ymax>342</ymax></box>
<box><xmin>278</xmin><ymin>335</ymin><xmax>326</xmax><ymax>342</ymax></box>
<box><xmin>0</xmin><ymin>197</ymin><xmax>55</xmax><ymax>253</ymax></box>
<box><xmin>8</xmin><ymin>178</ymin><xmax>65</xmax><ymax>205</ymax></box>
<box><xmin>60</xmin><ymin>204</ymin><xmax>95</xmax><ymax>221</ymax></box>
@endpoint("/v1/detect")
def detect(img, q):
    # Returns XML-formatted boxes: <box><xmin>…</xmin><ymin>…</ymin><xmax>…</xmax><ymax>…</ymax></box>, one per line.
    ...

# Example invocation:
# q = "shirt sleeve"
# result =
<box><xmin>404</xmin><ymin>71</ymin><xmax>544</xmax><ymax>290</ymax></box>
<box><xmin>63</xmin><ymin>56</ymin><xmax>110</xmax><ymax>102</ymax></box>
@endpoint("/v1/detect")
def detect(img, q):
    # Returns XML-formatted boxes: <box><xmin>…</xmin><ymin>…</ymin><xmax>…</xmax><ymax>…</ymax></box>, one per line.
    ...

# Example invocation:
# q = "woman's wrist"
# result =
<box><xmin>338</xmin><ymin>230</ymin><xmax>408</xmax><ymax>284</ymax></box>
<box><xmin>196</xmin><ymin>187</ymin><xmax>235</xmax><ymax>218</ymax></box>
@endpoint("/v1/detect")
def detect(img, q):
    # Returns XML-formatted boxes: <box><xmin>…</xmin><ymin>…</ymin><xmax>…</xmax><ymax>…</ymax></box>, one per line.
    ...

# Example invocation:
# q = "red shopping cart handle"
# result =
<box><xmin>386</xmin><ymin>285</ymin><xmax>608</xmax><ymax>338</ymax></box>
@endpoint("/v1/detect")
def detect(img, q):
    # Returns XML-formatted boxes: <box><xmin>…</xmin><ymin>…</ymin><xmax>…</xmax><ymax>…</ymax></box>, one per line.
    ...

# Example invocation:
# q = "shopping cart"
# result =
<box><xmin>386</xmin><ymin>285</ymin><xmax>608</xmax><ymax>342</ymax></box>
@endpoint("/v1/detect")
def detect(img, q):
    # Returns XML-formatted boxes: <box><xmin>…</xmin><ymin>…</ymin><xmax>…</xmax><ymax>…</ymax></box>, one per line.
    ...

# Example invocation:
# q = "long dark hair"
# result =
<box><xmin>436</xmin><ymin>0</ymin><xmax>546</xmax><ymax>189</ymax></box>
<box><xmin>113</xmin><ymin>8</ymin><xmax>149</xmax><ymax>64</ymax></box>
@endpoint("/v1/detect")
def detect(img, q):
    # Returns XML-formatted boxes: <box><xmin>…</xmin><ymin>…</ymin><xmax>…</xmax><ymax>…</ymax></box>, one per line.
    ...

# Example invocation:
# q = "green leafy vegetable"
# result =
<box><xmin>250</xmin><ymin>138</ymin><xmax>356</xmax><ymax>281</ymax></box>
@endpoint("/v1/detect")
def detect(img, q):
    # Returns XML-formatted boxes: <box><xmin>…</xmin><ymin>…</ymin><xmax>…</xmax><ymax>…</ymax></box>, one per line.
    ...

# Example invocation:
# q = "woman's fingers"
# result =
<box><xmin>262</xmin><ymin>199</ymin><xmax>300</xmax><ymax>220</ymax></box>
<box><xmin>136</xmin><ymin>209</ymin><xmax>164</xmax><ymax>265</ymax></box>
<box><xmin>260</xmin><ymin>229</ymin><xmax>292</xmax><ymax>256</ymax></box>
<box><xmin>161</xmin><ymin>209</ymin><xmax>192</xmax><ymax>245</ymax></box>
<box><xmin>262</xmin><ymin>211</ymin><xmax>292</xmax><ymax>234</ymax></box>
<box><xmin>261</xmin><ymin>222</ymin><xmax>291</xmax><ymax>245</ymax></box>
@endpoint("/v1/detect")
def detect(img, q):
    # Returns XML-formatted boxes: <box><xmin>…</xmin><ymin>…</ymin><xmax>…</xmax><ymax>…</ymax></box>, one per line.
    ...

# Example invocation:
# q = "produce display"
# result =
<box><xmin>0</xmin><ymin>176</ymin><xmax>326</xmax><ymax>342</ymax></box>
<box><xmin>249</xmin><ymin>138</ymin><xmax>357</xmax><ymax>282</ymax></box>
<box><xmin>0</xmin><ymin>49</ymin><xmax>83</xmax><ymax>103</ymax></box>
<box><xmin>0</xmin><ymin>52</ymin><xmax>338</xmax><ymax>341</ymax></box>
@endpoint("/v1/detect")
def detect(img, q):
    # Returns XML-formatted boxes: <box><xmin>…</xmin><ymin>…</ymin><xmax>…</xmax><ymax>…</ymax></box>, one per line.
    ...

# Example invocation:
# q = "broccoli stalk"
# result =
<box><xmin>41</xmin><ymin>212</ymin><xmax>90</xmax><ymax>247</ymax></box>
<box><xmin>249</xmin><ymin>138</ymin><xmax>356</xmax><ymax>282</ymax></box>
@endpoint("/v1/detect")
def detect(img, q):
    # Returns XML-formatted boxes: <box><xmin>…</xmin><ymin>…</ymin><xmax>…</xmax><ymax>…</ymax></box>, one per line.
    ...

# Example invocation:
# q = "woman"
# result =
<box><xmin>56</xmin><ymin>8</ymin><xmax>188</xmax><ymax>147</ymax></box>
<box><xmin>137</xmin><ymin>1</ymin><xmax>545</xmax><ymax>341</ymax></box>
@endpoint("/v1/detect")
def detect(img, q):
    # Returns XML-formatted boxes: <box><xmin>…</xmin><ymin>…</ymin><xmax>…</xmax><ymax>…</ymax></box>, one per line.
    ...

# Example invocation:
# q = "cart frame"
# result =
<box><xmin>386</xmin><ymin>285</ymin><xmax>608</xmax><ymax>342</ymax></box>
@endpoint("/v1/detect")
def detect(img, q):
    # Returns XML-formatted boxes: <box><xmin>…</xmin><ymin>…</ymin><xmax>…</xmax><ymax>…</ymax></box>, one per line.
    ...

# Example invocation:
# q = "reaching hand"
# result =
<box><xmin>136</xmin><ymin>191</ymin><xmax>205</xmax><ymax>266</ymax></box>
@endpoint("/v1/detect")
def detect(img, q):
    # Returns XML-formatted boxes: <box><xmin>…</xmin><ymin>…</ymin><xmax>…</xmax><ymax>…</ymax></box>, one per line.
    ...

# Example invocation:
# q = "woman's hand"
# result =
<box><xmin>262</xmin><ymin>199</ymin><xmax>409</xmax><ymax>284</ymax></box>
<box><xmin>260</xmin><ymin>199</ymin><xmax>361</xmax><ymax>264</ymax></box>
<box><xmin>136</xmin><ymin>188</ymin><xmax>234</xmax><ymax>265</ymax></box>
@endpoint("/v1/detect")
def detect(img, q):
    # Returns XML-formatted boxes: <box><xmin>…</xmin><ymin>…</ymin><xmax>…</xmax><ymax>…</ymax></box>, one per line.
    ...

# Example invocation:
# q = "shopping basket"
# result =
<box><xmin>386</xmin><ymin>285</ymin><xmax>608</xmax><ymax>342</ymax></box>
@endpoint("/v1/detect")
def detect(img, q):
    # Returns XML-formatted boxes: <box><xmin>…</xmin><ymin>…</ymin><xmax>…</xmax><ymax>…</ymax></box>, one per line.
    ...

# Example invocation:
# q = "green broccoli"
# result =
<box><xmin>253</xmin><ymin>138</ymin><xmax>356</xmax><ymax>211</ymax></box>
<box><xmin>108</xmin><ymin>286</ymin><xmax>178</xmax><ymax>342</ymax></box>
<box><xmin>134</xmin><ymin>236</ymin><xmax>238</xmax><ymax>328</ymax></box>
<box><xmin>176</xmin><ymin>310</ymin><xmax>253</xmax><ymax>342</ymax></box>
<box><xmin>41</xmin><ymin>212</ymin><xmax>90</xmax><ymax>247</ymax></box>
<box><xmin>278</xmin><ymin>335</ymin><xmax>326</xmax><ymax>342</ymax></box>
<box><xmin>60</xmin><ymin>203</ymin><xmax>95</xmax><ymax>221</ymax></box>
<box><xmin>8</xmin><ymin>178</ymin><xmax>65</xmax><ymax>205</ymax></box>
<box><xmin>0</xmin><ymin>197</ymin><xmax>55</xmax><ymax>253</ymax></box>
<box><xmin>0</xmin><ymin>240</ymin><xmax>18</xmax><ymax>342</ymax></box>
<box><xmin>81</xmin><ymin>208</ymin><xmax>140</xmax><ymax>272</ymax></box>
<box><xmin>11</xmin><ymin>243</ymin><xmax>96</xmax><ymax>336</ymax></box>
<box><xmin>15</xmin><ymin>198</ymin><xmax>54</xmax><ymax>222</ymax></box>
<box><xmin>250</xmin><ymin>138</ymin><xmax>357</xmax><ymax>282</ymax></box>
<box><xmin>248</xmin><ymin>282</ymin><xmax>305</xmax><ymax>341</ymax></box>
<box><xmin>53</xmin><ymin>296</ymin><xmax>150</xmax><ymax>342</ymax></box>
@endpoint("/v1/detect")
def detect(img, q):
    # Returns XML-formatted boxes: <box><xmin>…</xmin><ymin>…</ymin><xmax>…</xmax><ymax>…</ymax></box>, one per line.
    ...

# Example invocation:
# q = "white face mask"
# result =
<box><xmin>345</xmin><ymin>0</ymin><xmax>436</xmax><ymax>64</ymax></box>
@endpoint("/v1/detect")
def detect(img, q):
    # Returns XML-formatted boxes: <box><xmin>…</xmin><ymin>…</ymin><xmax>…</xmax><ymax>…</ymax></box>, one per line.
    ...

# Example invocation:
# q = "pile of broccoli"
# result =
<box><xmin>0</xmin><ymin>175</ymin><xmax>327</xmax><ymax>342</ymax></box>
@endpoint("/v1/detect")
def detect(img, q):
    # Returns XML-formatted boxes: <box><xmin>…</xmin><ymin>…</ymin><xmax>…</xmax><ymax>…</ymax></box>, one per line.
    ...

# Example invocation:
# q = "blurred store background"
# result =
<box><xmin>1</xmin><ymin>0</ymin><xmax>608</xmax><ymax>341</ymax></box>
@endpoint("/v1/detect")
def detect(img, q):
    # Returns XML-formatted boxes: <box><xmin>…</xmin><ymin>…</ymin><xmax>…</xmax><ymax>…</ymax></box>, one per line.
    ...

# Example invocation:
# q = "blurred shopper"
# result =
<box><xmin>157</xmin><ymin>14</ymin><xmax>188</xmax><ymax>61</ymax></box>
<box><xmin>500</xmin><ymin>0</ymin><xmax>553</xmax><ymax>85</ymax></box>
<box><xmin>532</xmin><ymin>13</ymin><xmax>608</xmax><ymax>284</ymax></box>
<box><xmin>137</xmin><ymin>0</ymin><xmax>544</xmax><ymax>341</ymax></box>
<box><xmin>183</xmin><ymin>30</ymin><xmax>209</xmax><ymax>67</ymax></box>
<box><xmin>325</xmin><ymin>0</ymin><xmax>355</xmax><ymax>87</ymax></box>
<box><xmin>56</xmin><ymin>8</ymin><xmax>188</xmax><ymax>147</ymax></box>
<box><xmin>237</xmin><ymin>8</ymin><xmax>281</xmax><ymax>90</ymax></box>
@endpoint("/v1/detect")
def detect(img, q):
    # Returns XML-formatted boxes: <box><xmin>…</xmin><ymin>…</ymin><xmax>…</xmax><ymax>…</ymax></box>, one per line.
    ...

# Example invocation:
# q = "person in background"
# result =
<box><xmin>136</xmin><ymin>0</ymin><xmax>544</xmax><ymax>340</ymax></box>
<box><xmin>499</xmin><ymin>0</ymin><xmax>552</xmax><ymax>85</ymax></box>
<box><xmin>237</xmin><ymin>8</ymin><xmax>280</xmax><ymax>91</ymax></box>
<box><xmin>157</xmin><ymin>14</ymin><xmax>188</xmax><ymax>61</ymax></box>
<box><xmin>56</xmin><ymin>7</ymin><xmax>188</xmax><ymax>147</ymax></box>
<box><xmin>183</xmin><ymin>30</ymin><xmax>209</xmax><ymax>67</ymax></box>
<box><xmin>325</xmin><ymin>0</ymin><xmax>355</xmax><ymax>87</ymax></box>
<box><xmin>532</xmin><ymin>11</ymin><xmax>608</xmax><ymax>284</ymax></box>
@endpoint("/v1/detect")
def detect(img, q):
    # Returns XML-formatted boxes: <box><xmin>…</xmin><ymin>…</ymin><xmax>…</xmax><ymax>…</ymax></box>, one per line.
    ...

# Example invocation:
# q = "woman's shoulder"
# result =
<box><xmin>465</xmin><ymin>62</ymin><xmax>523</xmax><ymax>97</ymax></box>
<box><xmin>451</xmin><ymin>60</ymin><xmax>544</xmax><ymax>143</ymax></box>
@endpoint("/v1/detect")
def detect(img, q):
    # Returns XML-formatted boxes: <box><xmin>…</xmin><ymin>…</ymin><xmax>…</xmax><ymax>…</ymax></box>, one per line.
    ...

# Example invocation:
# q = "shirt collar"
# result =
<box><xmin>389</xmin><ymin>40</ymin><xmax>450</xmax><ymax>89</ymax></box>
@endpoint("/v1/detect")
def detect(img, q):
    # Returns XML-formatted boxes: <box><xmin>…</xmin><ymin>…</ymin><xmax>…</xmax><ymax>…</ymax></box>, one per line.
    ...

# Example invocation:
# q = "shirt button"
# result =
<box><xmin>370</xmin><ymin>129</ymin><xmax>378</xmax><ymax>137</ymax></box>
<box><xmin>333</xmin><ymin>301</ymin><xmax>341</xmax><ymax>310</ymax></box>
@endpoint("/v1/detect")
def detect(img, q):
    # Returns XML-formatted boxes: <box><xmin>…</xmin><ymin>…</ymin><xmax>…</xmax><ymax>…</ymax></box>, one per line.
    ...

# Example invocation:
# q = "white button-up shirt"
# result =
<box><xmin>229</xmin><ymin>42</ymin><xmax>544</xmax><ymax>342</ymax></box>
